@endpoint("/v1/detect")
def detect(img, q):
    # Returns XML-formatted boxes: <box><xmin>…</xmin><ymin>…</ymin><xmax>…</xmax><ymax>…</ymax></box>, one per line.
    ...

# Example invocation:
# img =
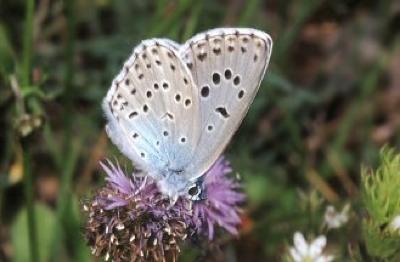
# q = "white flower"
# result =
<box><xmin>389</xmin><ymin>215</ymin><xmax>400</xmax><ymax>231</ymax></box>
<box><xmin>289</xmin><ymin>232</ymin><xmax>334</xmax><ymax>262</ymax></box>
<box><xmin>324</xmin><ymin>204</ymin><xmax>349</xmax><ymax>230</ymax></box>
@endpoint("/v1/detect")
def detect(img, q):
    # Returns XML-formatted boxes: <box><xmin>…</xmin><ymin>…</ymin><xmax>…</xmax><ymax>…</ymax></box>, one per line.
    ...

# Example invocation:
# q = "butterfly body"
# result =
<box><xmin>103</xmin><ymin>28</ymin><xmax>272</xmax><ymax>201</ymax></box>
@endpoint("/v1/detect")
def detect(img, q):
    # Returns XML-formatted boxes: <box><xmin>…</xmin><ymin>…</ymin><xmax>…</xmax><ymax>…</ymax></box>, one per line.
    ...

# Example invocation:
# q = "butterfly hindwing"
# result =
<box><xmin>179</xmin><ymin>28</ymin><xmax>273</xmax><ymax>179</ymax></box>
<box><xmin>103</xmin><ymin>39</ymin><xmax>201</xmax><ymax>178</ymax></box>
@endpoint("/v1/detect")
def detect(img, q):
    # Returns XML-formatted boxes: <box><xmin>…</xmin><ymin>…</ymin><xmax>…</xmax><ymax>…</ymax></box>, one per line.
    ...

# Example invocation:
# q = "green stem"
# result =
<box><xmin>275</xmin><ymin>0</ymin><xmax>322</xmax><ymax>62</ymax></box>
<box><xmin>22</xmin><ymin>0</ymin><xmax>39</xmax><ymax>261</ymax></box>
<box><xmin>148</xmin><ymin>0</ymin><xmax>192</xmax><ymax>37</ymax></box>
<box><xmin>181</xmin><ymin>1</ymin><xmax>202</xmax><ymax>41</ymax></box>
<box><xmin>22</xmin><ymin>143</ymin><xmax>39</xmax><ymax>262</ymax></box>
<box><xmin>331</xmin><ymin>49</ymin><xmax>390</xmax><ymax>153</ymax></box>
<box><xmin>63</xmin><ymin>0</ymin><xmax>76</xmax><ymax>153</ymax></box>
<box><xmin>0</xmin><ymin>183</ymin><xmax>3</xmax><ymax>227</ymax></box>
<box><xmin>50</xmin><ymin>143</ymin><xmax>80</xmax><ymax>261</ymax></box>
<box><xmin>50</xmin><ymin>0</ymin><xmax>78</xmax><ymax>260</ymax></box>
<box><xmin>22</xmin><ymin>0</ymin><xmax>34</xmax><ymax>88</ymax></box>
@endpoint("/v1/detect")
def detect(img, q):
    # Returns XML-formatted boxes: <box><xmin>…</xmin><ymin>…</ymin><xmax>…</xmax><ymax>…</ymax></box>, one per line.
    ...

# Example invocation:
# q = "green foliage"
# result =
<box><xmin>362</xmin><ymin>147</ymin><xmax>400</xmax><ymax>259</ymax></box>
<box><xmin>0</xmin><ymin>0</ymin><xmax>400</xmax><ymax>261</ymax></box>
<box><xmin>11</xmin><ymin>204</ymin><xmax>56</xmax><ymax>262</ymax></box>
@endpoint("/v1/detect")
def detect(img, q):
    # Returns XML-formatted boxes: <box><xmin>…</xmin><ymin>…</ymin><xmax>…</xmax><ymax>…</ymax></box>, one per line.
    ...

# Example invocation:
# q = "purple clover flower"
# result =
<box><xmin>192</xmin><ymin>158</ymin><xmax>245</xmax><ymax>239</ymax></box>
<box><xmin>83</xmin><ymin>157</ymin><xmax>244</xmax><ymax>261</ymax></box>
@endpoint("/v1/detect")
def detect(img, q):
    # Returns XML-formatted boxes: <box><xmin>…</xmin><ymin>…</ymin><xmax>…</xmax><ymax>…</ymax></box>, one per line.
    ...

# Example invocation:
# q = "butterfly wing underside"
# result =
<box><xmin>103</xmin><ymin>40</ymin><xmax>200</xmax><ymax>180</ymax></box>
<box><xmin>180</xmin><ymin>28</ymin><xmax>273</xmax><ymax>179</ymax></box>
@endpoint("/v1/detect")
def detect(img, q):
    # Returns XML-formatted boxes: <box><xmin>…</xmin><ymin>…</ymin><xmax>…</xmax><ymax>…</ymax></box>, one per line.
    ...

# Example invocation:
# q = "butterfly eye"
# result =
<box><xmin>188</xmin><ymin>185</ymin><xmax>201</xmax><ymax>198</ymax></box>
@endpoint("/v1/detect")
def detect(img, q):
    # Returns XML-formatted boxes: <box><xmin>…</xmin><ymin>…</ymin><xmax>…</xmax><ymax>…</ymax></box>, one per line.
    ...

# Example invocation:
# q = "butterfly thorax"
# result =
<box><xmin>157</xmin><ymin>169</ymin><xmax>192</xmax><ymax>201</ymax></box>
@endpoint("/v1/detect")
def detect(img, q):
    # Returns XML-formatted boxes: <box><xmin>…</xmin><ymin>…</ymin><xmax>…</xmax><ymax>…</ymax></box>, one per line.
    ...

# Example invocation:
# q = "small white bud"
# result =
<box><xmin>130</xmin><ymin>234</ymin><xmax>135</xmax><ymax>242</ymax></box>
<box><xmin>116</xmin><ymin>223</ymin><xmax>125</xmax><ymax>231</ymax></box>
<box><xmin>389</xmin><ymin>215</ymin><xmax>400</xmax><ymax>232</ymax></box>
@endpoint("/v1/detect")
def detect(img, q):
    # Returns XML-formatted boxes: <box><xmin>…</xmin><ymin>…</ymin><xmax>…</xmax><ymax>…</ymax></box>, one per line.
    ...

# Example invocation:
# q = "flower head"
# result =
<box><xmin>289</xmin><ymin>232</ymin><xmax>334</xmax><ymax>262</ymax></box>
<box><xmin>389</xmin><ymin>215</ymin><xmax>400</xmax><ymax>232</ymax></box>
<box><xmin>323</xmin><ymin>204</ymin><xmax>350</xmax><ymax>230</ymax></box>
<box><xmin>83</xmin><ymin>157</ymin><xmax>244</xmax><ymax>261</ymax></box>
<box><xmin>84</xmin><ymin>161</ymin><xmax>191</xmax><ymax>261</ymax></box>
<box><xmin>192</xmin><ymin>157</ymin><xmax>245</xmax><ymax>239</ymax></box>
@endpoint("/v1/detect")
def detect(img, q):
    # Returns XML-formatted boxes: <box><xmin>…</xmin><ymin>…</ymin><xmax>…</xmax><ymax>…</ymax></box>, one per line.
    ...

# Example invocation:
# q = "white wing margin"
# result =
<box><xmin>179</xmin><ymin>28</ymin><xmax>273</xmax><ymax>179</ymax></box>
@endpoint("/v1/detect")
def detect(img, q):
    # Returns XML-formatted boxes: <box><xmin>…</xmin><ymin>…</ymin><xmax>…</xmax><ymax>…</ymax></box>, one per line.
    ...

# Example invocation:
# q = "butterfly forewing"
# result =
<box><xmin>179</xmin><ymin>28</ymin><xmax>273</xmax><ymax>179</ymax></box>
<box><xmin>103</xmin><ymin>40</ymin><xmax>201</xmax><ymax>178</ymax></box>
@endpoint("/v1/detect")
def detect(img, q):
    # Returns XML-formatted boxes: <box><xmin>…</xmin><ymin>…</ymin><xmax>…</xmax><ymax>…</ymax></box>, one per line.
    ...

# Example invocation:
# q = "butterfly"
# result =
<box><xmin>103</xmin><ymin>28</ymin><xmax>272</xmax><ymax>203</ymax></box>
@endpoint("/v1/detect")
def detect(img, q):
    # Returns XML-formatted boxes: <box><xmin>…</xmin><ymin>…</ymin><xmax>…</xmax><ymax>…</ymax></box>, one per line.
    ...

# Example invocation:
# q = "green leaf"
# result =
<box><xmin>65</xmin><ymin>195</ymin><xmax>91</xmax><ymax>261</ymax></box>
<box><xmin>11</xmin><ymin>203</ymin><xmax>56</xmax><ymax>262</ymax></box>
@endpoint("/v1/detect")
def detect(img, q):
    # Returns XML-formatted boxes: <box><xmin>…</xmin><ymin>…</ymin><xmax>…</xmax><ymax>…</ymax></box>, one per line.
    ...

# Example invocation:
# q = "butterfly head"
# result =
<box><xmin>187</xmin><ymin>179</ymin><xmax>206</xmax><ymax>201</ymax></box>
<box><xmin>157</xmin><ymin>170</ymin><xmax>206</xmax><ymax>202</ymax></box>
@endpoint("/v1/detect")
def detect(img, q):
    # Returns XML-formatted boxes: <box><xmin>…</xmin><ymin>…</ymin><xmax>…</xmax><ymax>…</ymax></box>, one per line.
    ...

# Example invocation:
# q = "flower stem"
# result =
<box><xmin>22</xmin><ymin>143</ymin><xmax>39</xmax><ymax>262</ymax></box>
<box><xmin>62</xmin><ymin>0</ymin><xmax>76</xmax><ymax>151</ymax></box>
<box><xmin>22</xmin><ymin>0</ymin><xmax>34</xmax><ymax>88</ymax></box>
<box><xmin>49</xmin><ymin>0</ymin><xmax>80</xmax><ymax>260</ymax></box>
<box><xmin>21</xmin><ymin>0</ymin><xmax>39</xmax><ymax>261</ymax></box>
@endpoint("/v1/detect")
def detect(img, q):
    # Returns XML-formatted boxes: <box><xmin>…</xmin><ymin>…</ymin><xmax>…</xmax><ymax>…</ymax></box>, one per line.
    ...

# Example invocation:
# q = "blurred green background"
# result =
<box><xmin>0</xmin><ymin>0</ymin><xmax>400</xmax><ymax>261</ymax></box>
